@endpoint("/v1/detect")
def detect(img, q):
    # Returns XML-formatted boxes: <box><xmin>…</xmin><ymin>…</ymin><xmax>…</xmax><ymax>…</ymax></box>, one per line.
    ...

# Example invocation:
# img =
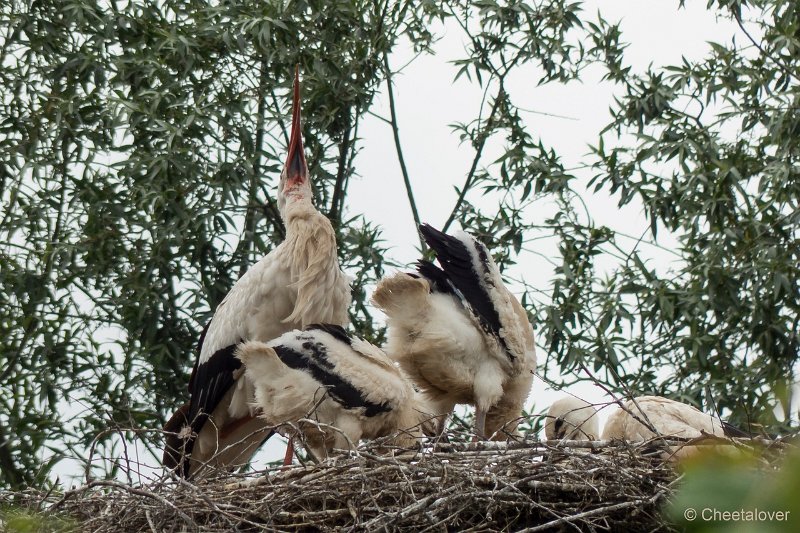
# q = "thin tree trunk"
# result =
<box><xmin>328</xmin><ymin>122</ymin><xmax>353</xmax><ymax>226</ymax></box>
<box><xmin>384</xmin><ymin>54</ymin><xmax>425</xmax><ymax>251</ymax></box>
<box><xmin>234</xmin><ymin>61</ymin><xmax>283</xmax><ymax>278</ymax></box>
<box><xmin>442</xmin><ymin>85</ymin><xmax>505</xmax><ymax>233</ymax></box>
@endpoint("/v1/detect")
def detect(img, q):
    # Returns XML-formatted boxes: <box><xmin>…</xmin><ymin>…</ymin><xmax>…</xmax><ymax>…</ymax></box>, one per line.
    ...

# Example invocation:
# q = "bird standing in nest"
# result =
<box><xmin>373</xmin><ymin>224</ymin><xmax>537</xmax><ymax>440</ymax></box>
<box><xmin>163</xmin><ymin>68</ymin><xmax>351</xmax><ymax>477</ymax></box>
<box><xmin>236</xmin><ymin>324</ymin><xmax>436</xmax><ymax>462</ymax></box>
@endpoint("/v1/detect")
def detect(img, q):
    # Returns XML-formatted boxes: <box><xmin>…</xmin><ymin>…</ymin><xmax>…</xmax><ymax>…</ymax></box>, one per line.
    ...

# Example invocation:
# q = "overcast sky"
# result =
<box><xmin>350</xmin><ymin>0</ymin><xmax>745</xmax><ymax>418</ymax></box>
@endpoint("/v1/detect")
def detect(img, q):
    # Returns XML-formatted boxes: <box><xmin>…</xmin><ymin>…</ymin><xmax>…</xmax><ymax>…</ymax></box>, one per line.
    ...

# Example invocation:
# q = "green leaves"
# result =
<box><xmin>668</xmin><ymin>448</ymin><xmax>800</xmax><ymax>533</ymax></box>
<box><xmin>0</xmin><ymin>0</ymin><xmax>429</xmax><ymax>489</ymax></box>
<box><xmin>1</xmin><ymin>0</ymin><xmax>797</xmax><ymax>492</ymax></box>
<box><xmin>584</xmin><ymin>1</ymin><xmax>800</xmax><ymax>429</ymax></box>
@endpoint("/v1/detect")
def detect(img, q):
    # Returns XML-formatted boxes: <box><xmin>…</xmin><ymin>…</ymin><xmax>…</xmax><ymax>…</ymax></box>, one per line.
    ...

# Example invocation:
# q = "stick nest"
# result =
<box><xmin>5</xmin><ymin>438</ymin><xmax>720</xmax><ymax>532</ymax></box>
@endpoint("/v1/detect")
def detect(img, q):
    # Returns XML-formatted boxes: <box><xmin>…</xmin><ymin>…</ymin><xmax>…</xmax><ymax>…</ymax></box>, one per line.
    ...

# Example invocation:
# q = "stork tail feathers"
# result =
<box><xmin>162</xmin><ymin>403</ymin><xmax>192</xmax><ymax>475</ymax></box>
<box><xmin>721</xmin><ymin>420</ymin><xmax>752</xmax><ymax>439</ymax></box>
<box><xmin>372</xmin><ymin>273</ymin><xmax>430</xmax><ymax>321</ymax></box>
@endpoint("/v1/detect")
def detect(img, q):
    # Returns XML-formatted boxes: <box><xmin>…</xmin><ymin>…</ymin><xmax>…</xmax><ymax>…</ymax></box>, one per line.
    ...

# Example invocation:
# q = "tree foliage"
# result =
<box><xmin>584</xmin><ymin>0</ymin><xmax>800</xmax><ymax>427</ymax></box>
<box><xmin>0</xmin><ymin>0</ymin><xmax>436</xmax><ymax>487</ymax></box>
<box><xmin>0</xmin><ymin>0</ymin><xmax>797</xmax><ymax>490</ymax></box>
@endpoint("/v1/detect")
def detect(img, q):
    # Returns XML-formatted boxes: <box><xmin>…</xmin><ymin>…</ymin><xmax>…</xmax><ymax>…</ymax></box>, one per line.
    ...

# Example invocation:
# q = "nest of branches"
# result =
<box><xmin>5</xmin><ymin>438</ymin><xmax>711</xmax><ymax>532</ymax></box>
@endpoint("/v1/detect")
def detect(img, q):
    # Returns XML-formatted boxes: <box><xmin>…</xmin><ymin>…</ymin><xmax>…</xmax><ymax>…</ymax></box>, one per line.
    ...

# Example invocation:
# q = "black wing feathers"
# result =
<box><xmin>188</xmin><ymin>320</ymin><xmax>213</xmax><ymax>395</ymax></box>
<box><xmin>418</xmin><ymin>223</ymin><xmax>503</xmax><ymax>339</ymax></box>
<box><xmin>273</xmin><ymin>338</ymin><xmax>391</xmax><ymax>417</ymax></box>
<box><xmin>181</xmin><ymin>342</ymin><xmax>242</xmax><ymax>476</ymax></box>
<box><xmin>306</xmin><ymin>323</ymin><xmax>353</xmax><ymax>346</ymax></box>
<box><xmin>415</xmin><ymin>260</ymin><xmax>458</xmax><ymax>296</ymax></box>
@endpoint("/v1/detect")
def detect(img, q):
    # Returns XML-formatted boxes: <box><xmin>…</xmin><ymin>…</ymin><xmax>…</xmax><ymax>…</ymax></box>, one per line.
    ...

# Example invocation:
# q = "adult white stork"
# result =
<box><xmin>163</xmin><ymin>69</ymin><xmax>351</xmax><ymax>477</ymax></box>
<box><xmin>372</xmin><ymin>224</ymin><xmax>537</xmax><ymax>439</ymax></box>
<box><xmin>601</xmin><ymin>395</ymin><xmax>747</xmax><ymax>460</ymax></box>
<box><xmin>544</xmin><ymin>396</ymin><xmax>599</xmax><ymax>441</ymax></box>
<box><xmin>237</xmin><ymin>324</ymin><xmax>435</xmax><ymax>461</ymax></box>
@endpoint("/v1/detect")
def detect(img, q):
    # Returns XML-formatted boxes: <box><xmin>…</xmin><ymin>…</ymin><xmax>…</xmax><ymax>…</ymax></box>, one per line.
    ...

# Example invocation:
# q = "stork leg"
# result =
<box><xmin>282</xmin><ymin>439</ymin><xmax>295</xmax><ymax>466</ymax></box>
<box><xmin>474</xmin><ymin>407</ymin><xmax>487</xmax><ymax>441</ymax></box>
<box><xmin>435</xmin><ymin>415</ymin><xmax>451</xmax><ymax>444</ymax></box>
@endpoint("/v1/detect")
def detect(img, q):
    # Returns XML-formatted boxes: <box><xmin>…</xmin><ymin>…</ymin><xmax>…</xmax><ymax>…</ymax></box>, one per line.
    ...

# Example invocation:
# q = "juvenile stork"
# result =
<box><xmin>372</xmin><ymin>224</ymin><xmax>536</xmax><ymax>439</ymax></box>
<box><xmin>601</xmin><ymin>395</ymin><xmax>728</xmax><ymax>441</ymax></box>
<box><xmin>601</xmin><ymin>395</ymin><xmax>747</xmax><ymax>460</ymax></box>
<box><xmin>163</xmin><ymin>69</ymin><xmax>351</xmax><ymax>477</ymax></box>
<box><xmin>236</xmin><ymin>324</ymin><xmax>435</xmax><ymax>461</ymax></box>
<box><xmin>545</xmin><ymin>397</ymin><xmax>599</xmax><ymax>441</ymax></box>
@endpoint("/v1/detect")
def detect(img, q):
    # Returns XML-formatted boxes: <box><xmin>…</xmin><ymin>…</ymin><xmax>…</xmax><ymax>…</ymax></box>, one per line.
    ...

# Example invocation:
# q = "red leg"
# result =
<box><xmin>282</xmin><ymin>439</ymin><xmax>295</xmax><ymax>466</ymax></box>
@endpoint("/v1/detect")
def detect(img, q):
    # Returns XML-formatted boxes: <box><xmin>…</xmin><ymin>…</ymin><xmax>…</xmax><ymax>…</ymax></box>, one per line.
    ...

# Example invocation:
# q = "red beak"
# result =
<box><xmin>285</xmin><ymin>66</ymin><xmax>307</xmax><ymax>188</ymax></box>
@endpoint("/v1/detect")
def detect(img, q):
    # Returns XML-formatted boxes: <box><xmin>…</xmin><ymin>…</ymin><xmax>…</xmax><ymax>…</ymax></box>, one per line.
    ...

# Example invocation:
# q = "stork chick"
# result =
<box><xmin>602</xmin><ymin>395</ymin><xmax>745</xmax><ymax>460</ymax></box>
<box><xmin>602</xmin><ymin>396</ymin><xmax>727</xmax><ymax>440</ymax></box>
<box><xmin>372</xmin><ymin>224</ymin><xmax>536</xmax><ymax>439</ymax></box>
<box><xmin>237</xmin><ymin>324</ymin><xmax>435</xmax><ymax>460</ymax></box>
<box><xmin>163</xmin><ymin>68</ymin><xmax>351</xmax><ymax>477</ymax></box>
<box><xmin>545</xmin><ymin>397</ymin><xmax>599</xmax><ymax>441</ymax></box>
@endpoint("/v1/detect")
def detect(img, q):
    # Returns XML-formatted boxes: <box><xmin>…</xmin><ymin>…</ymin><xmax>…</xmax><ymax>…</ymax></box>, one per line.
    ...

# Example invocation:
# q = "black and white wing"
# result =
<box><xmin>418</xmin><ymin>223</ymin><xmax>528</xmax><ymax>367</ymax></box>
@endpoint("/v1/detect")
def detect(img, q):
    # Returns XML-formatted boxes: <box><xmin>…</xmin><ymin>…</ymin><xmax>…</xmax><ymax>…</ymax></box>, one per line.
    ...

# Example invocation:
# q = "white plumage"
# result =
<box><xmin>372</xmin><ymin>224</ymin><xmax>536</xmax><ymax>439</ymax></box>
<box><xmin>543</xmin><ymin>395</ymin><xmax>743</xmax><ymax>461</ymax></box>
<box><xmin>545</xmin><ymin>397</ymin><xmax>599</xmax><ymax>441</ymax></box>
<box><xmin>237</xmin><ymin>324</ymin><xmax>434</xmax><ymax>460</ymax></box>
<box><xmin>601</xmin><ymin>395</ymin><xmax>726</xmax><ymax>441</ymax></box>
<box><xmin>601</xmin><ymin>396</ymin><xmax>743</xmax><ymax>461</ymax></box>
<box><xmin>163</xmin><ymin>69</ymin><xmax>351</xmax><ymax>477</ymax></box>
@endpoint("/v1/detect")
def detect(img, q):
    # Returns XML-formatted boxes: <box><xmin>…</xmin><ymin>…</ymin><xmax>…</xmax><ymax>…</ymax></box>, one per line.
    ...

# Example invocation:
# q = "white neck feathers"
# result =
<box><xmin>280</xmin><ymin>207</ymin><xmax>350</xmax><ymax>327</ymax></box>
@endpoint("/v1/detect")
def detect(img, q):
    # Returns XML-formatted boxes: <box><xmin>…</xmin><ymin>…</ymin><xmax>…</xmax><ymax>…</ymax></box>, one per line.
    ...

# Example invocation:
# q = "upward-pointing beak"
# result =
<box><xmin>284</xmin><ymin>66</ymin><xmax>308</xmax><ymax>189</ymax></box>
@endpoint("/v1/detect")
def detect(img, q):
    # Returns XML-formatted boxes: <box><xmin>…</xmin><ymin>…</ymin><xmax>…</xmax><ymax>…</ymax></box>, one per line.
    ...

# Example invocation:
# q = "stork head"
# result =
<box><xmin>545</xmin><ymin>396</ymin><xmax>599</xmax><ymax>441</ymax></box>
<box><xmin>278</xmin><ymin>66</ymin><xmax>312</xmax><ymax>216</ymax></box>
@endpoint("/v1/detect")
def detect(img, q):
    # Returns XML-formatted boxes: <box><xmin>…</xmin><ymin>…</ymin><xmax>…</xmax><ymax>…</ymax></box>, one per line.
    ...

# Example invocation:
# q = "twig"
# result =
<box><xmin>733</xmin><ymin>10</ymin><xmax>800</xmax><ymax>85</ymax></box>
<box><xmin>328</xmin><ymin>123</ymin><xmax>353</xmax><ymax>224</ymax></box>
<box><xmin>442</xmin><ymin>83</ymin><xmax>506</xmax><ymax>233</ymax></box>
<box><xmin>51</xmin><ymin>479</ymin><xmax>194</xmax><ymax>526</ymax></box>
<box><xmin>383</xmin><ymin>53</ymin><xmax>425</xmax><ymax>250</ymax></box>
<box><xmin>517</xmin><ymin>490</ymin><xmax>668</xmax><ymax>532</ymax></box>
<box><xmin>28</xmin><ymin>434</ymin><xmax>787</xmax><ymax>532</ymax></box>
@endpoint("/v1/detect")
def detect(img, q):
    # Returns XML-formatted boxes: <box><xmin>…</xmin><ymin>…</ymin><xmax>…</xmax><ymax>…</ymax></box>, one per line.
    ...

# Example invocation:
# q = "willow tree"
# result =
<box><xmin>1</xmin><ymin>0</ymin><xmax>797</xmax><ymax>490</ymax></box>
<box><xmin>0</xmin><ymin>0</ymin><xmax>442</xmax><ymax>487</ymax></box>
<box><xmin>581</xmin><ymin>0</ymin><xmax>800</xmax><ymax>428</ymax></box>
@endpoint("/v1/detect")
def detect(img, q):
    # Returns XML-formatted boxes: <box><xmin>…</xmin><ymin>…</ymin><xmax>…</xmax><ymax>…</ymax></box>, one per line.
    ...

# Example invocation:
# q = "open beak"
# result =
<box><xmin>284</xmin><ymin>65</ymin><xmax>308</xmax><ymax>190</ymax></box>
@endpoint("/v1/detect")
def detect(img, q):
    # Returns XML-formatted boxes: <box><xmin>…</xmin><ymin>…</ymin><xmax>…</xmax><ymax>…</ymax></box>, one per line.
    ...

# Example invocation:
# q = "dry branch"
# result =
<box><xmin>4</xmin><ymin>438</ymin><xmax>793</xmax><ymax>532</ymax></box>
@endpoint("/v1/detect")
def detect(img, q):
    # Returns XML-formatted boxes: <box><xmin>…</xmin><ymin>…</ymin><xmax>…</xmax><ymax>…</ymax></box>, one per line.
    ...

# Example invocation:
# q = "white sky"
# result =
<box><xmin>51</xmin><ymin>1</ymin><xmax>799</xmax><ymax>485</ymax></box>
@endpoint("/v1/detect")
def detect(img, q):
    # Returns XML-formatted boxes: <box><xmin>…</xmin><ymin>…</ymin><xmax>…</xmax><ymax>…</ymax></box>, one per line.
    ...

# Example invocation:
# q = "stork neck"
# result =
<box><xmin>282</xmin><ymin>197</ymin><xmax>323</xmax><ymax>232</ymax></box>
<box><xmin>280</xmin><ymin>201</ymin><xmax>337</xmax><ymax>263</ymax></box>
<box><xmin>278</xmin><ymin>202</ymin><xmax>349</xmax><ymax>328</ymax></box>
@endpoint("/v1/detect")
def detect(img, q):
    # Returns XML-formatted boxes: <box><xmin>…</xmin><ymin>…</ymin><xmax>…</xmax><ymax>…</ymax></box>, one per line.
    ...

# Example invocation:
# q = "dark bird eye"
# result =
<box><xmin>554</xmin><ymin>417</ymin><xmax>565</xmax><ymax>438</ymax></box>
